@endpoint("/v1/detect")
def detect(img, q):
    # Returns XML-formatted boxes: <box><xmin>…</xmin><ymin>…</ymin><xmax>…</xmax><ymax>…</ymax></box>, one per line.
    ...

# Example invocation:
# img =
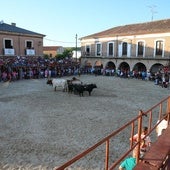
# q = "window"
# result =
<box><xmin>25</xmin><ymin>40</ymin><xmax>35</xmax><ymax>55</ymax></box>
<box><xmin>138</xmin><ymin>41</ymin><xmax>144</xmax><ymax>55</ymax></box>
<box><xmin>96</xmin><ymin>43</ymin><xmax>101</xmax><ymax>56</ymax></box>
<box><xmin>156</xmin><ymin>40</ymin><xmax>163</xmax><ymax>55</ymax></box>
<box><xmin>122</xmin><ymin>42</ymin><xmax>127</xmax><ymax>55</ymax></box>
<box><xmin>86</xmin><ymin>45</ymin><xmax>90</xmax><ymax>55</ymax></box>
<box><xmin>26</xmin><ymin>41</ymin><xmax>33</xmax><ymax>49</ymax></box>
<box><xmin>5</xmin><ymin>39</ymin><xmax>13</xmax><ymax>48</ymax></box>
<box><xmin>3</xmin><ymin>39</ymin><xmax>14</xmax><ymax>55</ymax></box>
<box><xmin>108</xmin><ymin>43</ymin><xmax>114</xmax><ymax>56</ymax></box>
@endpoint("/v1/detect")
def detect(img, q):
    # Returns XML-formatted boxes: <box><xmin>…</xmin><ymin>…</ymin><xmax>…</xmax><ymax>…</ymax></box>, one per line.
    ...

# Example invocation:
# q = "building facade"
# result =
<box><xmin>43</xmin><ymin>46</ymin><xmax>64</xmax><ymax>58</ymax></box>
<box><xmin>0</xmin><ymin>21</ymin><xmax>45</xmax><ymax>58</ymax></box>
<box><xmin>80</xmin><ymin>19</ymin><xmax>170</xmax><ymax>74</ymax></box>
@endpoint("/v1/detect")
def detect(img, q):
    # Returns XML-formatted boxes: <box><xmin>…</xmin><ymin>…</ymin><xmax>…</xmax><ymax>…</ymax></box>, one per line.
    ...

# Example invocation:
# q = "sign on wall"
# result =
<box><xmin>25</xmin><ymin>49</ymin><xmax>35</xmax><ymax>55</ymax></box>
<box><xmin>4</xmin><ymin>49</ymin><xmax>15</xmax><ymax>55</ymax></box>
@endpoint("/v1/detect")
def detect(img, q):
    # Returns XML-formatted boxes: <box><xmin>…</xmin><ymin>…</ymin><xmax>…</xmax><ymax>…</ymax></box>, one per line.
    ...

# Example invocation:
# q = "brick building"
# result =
<box><xmin>43</xmin><ymin>46</ymin><xmax>64</xmax><ymax>58</ymax></box>
<box><xmin>0</xmin><ymin>21</ymin><xmax>45</xmax><ymax>58</ymax></box>
<box><xmin>80</xmin><ymin>18</ymin><xmax>170</xmax><ymax>73</ymax></box>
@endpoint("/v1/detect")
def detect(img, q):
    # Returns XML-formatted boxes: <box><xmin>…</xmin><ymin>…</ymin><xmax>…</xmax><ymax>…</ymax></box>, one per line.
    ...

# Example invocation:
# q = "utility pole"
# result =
<box><xmin>75</xmin><ymin>34</ymin><xmax>77</xmax><ymax>62</ymax></box>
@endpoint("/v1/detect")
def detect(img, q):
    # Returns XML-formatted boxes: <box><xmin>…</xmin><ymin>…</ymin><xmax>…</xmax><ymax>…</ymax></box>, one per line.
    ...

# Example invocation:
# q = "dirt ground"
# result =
<box><xmin>0</xmin><ymin>75</ymin><xmax>169</xmax><ymax>170</ymax></box>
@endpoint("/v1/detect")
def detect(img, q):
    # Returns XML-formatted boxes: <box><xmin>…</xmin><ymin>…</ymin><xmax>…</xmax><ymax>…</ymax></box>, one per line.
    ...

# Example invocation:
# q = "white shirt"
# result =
<box><xmin>133</xmin><ymin>134</ymin><xmax>151</xmax><ymax>148</ymax></box>
<box><xmin>156</xmin><ymin>119</ymin><xmax>168</xmax><ymax>136</ymax></box>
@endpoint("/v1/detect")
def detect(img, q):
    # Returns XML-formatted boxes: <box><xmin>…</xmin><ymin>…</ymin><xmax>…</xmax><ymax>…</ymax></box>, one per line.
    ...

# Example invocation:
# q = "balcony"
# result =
<box><xmin>25</xmin><ymin>49</ymin><xmax>35</xmax><ymax>55</ymax></box>
<box><xmin>4</xmin><ymin>48</ymin><xmax>15</xmax><ymax>55</ymax></box>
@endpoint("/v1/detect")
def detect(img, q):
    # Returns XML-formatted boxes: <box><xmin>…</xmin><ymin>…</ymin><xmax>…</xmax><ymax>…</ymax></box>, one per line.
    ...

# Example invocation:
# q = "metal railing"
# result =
<box><xmin>55</xmin><ymin>96</ymin><xmax>170</xmax><ymax>170</ymax></box>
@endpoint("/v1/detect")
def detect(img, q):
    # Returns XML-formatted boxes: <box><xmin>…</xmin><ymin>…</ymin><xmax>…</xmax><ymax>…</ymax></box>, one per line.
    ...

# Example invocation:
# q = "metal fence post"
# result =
<box><xmin>136</xmin><ymin>110</ymin><xmax>143</xmax><ymax>163</ymax></box>
<box><xmin>166</xmin><ymin>96</ymin><xmax>170</xmax><ymax>124</ymax></box>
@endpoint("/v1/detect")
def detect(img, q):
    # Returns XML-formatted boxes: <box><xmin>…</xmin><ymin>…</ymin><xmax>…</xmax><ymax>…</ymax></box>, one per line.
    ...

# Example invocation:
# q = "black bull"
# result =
<box><xmin>73</xmin><ymin>84</ymin><xmax>97</xmax><ymax>96</ymax></box>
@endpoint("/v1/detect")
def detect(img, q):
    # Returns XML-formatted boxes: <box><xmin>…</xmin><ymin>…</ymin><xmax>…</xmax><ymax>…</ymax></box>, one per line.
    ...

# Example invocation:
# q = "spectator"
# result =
<box><xmin>133</xmin><ymin>139</ymin><xmax>147</xmax><ymax>159</ymax></box>
<box><xmin>2</xmin><ymin>70</ymin><xmax>7</xmax><ymax>82</ymax></box>
<box><xmin>156</xmin><ymin>114</ymin><xmax>168</xmax><ymax>136</ymax></box>
<box><xmin>119</xmin><ymin>139</ymin><xmax>147</xmax><ymax>170</ymax></box>
<box><xmin>119</xmin><ymin>155</ymin><xmax>136</xmax><ymax>170</ymax></box>
<box><xmin>130</xmin><ymin>126</ymin><xmax>151</xmax><ymax>157</ymax></box>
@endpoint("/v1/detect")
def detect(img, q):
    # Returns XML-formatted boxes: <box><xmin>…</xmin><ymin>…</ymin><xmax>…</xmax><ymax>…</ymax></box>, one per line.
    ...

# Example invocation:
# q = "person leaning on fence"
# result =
<box><xmin>130</xmin><ymin>126</ymin><xmax>151</xmax><ymax>157</ymax></box>
<box><xmin>119</xmin><ymin>155</ymin><xmax>136</xmax><ymax>170</ymax></box>
<box><xmin>119</xmin><ymin>140</ymin><xmax>147</xmax><ymax>170</ymax></box>
<box><xmin>156</xmin><ymin>114</ymin><xmax>168</xmax><ymax>136</ymax></box>
<box><xmin>133</xmin><ymin>139</ymin><xmax>147</xmax><ymax>159</ymax></box>
<box><xmin>119</xmin><ymin>139</ymin><xmax>148</xmax><ymax>170</ymax></box>
<box><xmin>119</xmin><ymin>138</ymin><xmax>148</xmax><ymax>170</ymax></box>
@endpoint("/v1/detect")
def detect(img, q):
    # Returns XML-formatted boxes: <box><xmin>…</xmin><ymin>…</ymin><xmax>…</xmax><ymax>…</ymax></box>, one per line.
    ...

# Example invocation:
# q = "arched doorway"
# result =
<box><xmin>150</xmin><ymin>63</ymin><xmax>163</xmax><ymax>73</ymax></box>
<box><xmin>118</xmin><ymin>62</ymin><xmax>130</xmax><ymax>78</ymax></box>
<box><xmin>118</xmin><ymin>62</ymin><xmax>130</xmax><ymax>71</ymax></box>
<box><xmin>105</xmin><ymin>61</ymin><xmax>116</xmax><ymax>76</ymax></box>
<box><xmin>133</xmin><ymin>62</ymin><xmax>147</xmax><ymax>72</ymax></box>
<box><xmin>84</xmin><ymin>60</ymin><xmax>92</xmax><ymax>74</ymax></box>
<box><xmin>94</xmin><ymin>60</ymin><xmax>103</xmax><ymax>75</ymax></box>
<box><xmin>106</xmin><ymin>61</ymin><xmax>116</xmax><ymax>69</ymax></box>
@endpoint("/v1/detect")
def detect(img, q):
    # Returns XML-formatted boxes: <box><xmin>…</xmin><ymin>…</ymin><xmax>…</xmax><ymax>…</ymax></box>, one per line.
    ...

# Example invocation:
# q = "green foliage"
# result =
<box><xmin>55</xmin><ymin>48</ymin><xmax>73</xmax><ymax>59</ymax></box>
<box><xmin>55</xmin><ymin>53</ymin><xmax>64</xmax><ymax>60</ymax></box>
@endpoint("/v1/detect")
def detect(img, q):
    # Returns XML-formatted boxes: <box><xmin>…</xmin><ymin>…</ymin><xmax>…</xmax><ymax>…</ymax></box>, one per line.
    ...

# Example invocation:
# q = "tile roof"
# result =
<box><xmin>81</xmin><ymin>19</ymin><xmax>170</xmax><ymax>39</ymax></box>
<box><xmin>0</xmin><ymin>22</ymin><xmax>45</xmax><ymax>37</ymax></box>
<box><xmin>43</xmin><ymin>46</ymin><xmax>62</xmax><ymax>51</ymax></box>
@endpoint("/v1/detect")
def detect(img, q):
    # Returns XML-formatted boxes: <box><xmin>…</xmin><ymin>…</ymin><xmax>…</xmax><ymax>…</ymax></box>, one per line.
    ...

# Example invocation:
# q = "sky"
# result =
<box><xmin>1</xmin><ymin>0</ymin><xmax>170</xmax><ymax>47</ymax></box>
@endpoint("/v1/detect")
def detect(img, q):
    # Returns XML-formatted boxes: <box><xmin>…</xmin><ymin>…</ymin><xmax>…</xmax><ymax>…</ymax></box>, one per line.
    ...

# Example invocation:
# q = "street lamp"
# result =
<box><xmin>75</xmin><ymin>34</ymin><xmax>77</xmax><ymax>62</ymax></box>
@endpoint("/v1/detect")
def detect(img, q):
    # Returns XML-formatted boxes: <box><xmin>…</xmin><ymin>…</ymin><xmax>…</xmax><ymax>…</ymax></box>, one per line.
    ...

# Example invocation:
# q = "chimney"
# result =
<box><xmin>11</xmin><ymin>23</ymin><xmax>16</xmax><ymax>26</ymax></box>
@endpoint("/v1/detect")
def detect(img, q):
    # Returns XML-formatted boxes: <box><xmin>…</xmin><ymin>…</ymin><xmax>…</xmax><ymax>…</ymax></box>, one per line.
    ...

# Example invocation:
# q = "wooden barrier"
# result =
<box><xmin>55</xmin><ymin>96</ymin><xmax>170</xmax><ymax>170</ymax></box>
<box><xmin>134</xmin><ymin>125</ymin><xmax>170</xmax><ymax>170</ymax></box>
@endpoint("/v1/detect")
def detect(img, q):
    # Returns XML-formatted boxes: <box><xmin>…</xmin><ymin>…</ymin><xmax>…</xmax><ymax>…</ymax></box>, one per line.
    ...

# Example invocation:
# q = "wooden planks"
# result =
<box><xmin>134</xmin><ymin>125</ymin><xmax>170</xmax><ymax>170</ymax></box>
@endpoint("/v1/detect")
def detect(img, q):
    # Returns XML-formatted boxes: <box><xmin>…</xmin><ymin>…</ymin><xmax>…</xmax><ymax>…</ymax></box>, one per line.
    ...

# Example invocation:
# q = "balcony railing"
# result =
<box><xmin>81</xmin><ymin>51</ymin><xmax>170</xmax><ymax>60</ymax></box>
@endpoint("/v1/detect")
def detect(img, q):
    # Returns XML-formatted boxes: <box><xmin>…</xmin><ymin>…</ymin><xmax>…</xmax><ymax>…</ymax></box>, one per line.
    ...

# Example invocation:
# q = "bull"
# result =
<box><xmin>47</xmin><ymin>78</ymin><xmax>67</xmax><ymax>92</ymax></box>
<box><xmin>83</xmin><ymin>84</ymin><xmax>97</xmax><ymax>96</ymax></box>
<box><xmin>73</xmin><ymin>83</ymin><xmax>97</xmax><ymax>96</ymax></box>
<box><xmin>67</xmin><ymin>77</ymin><xmax>82</xmax><ymax>93</ymax></box>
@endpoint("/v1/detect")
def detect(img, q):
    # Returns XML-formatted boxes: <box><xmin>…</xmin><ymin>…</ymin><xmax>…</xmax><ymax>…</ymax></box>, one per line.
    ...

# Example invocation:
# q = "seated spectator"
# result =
<box><xmin>156</xmin><ymin>114</ymin><xmax>168</xmax><ymax>136</ymax></box>
<box><xmin>119</xmin><ymin>139</ymin><xmax>147</xmax><ymax>170</ymax></box>
<box><xmin>119</xmin><ymin>155</ymin><xmax>136</xmax><ymax>170</ymax></box>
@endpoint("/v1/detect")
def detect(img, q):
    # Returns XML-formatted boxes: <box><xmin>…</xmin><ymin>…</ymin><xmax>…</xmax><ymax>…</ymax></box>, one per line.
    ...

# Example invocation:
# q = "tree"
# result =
<box><xmin>55</xmin><ymin>48</ymin><xmax>73</xmax><ymax>59</ymax></box>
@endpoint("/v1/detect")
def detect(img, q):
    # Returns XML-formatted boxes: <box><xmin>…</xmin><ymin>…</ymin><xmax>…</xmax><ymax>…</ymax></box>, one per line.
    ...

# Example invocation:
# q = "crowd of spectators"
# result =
<box><xmin>0</xmin><ymin>56</ymin><xmax>80</xmax><ymax>82</ymax></box>
<box><xmin>1</xmin><ymin>56</ymin><xmax>169</xmax><ymax>88</ymax></box>
<box><xmin>83</xmin><ymin>66</ymin><xmax>170</xmax><ymax>88</ymax></box>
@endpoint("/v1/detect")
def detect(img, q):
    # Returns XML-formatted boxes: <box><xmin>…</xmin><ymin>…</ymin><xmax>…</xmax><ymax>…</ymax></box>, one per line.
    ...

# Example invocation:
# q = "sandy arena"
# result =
<box><xmin>0</xmin><ymin>75</ymin><xmax>169</xmax><ymax>170</ymax></box>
